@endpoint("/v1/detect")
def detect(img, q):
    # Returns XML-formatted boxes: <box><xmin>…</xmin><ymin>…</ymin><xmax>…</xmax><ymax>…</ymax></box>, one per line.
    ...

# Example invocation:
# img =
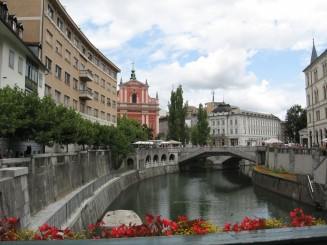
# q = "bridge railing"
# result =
<box><xmin>268</xmin><ymin>147</ymin><xmax>316</xmax><ymax>155</ymax></box>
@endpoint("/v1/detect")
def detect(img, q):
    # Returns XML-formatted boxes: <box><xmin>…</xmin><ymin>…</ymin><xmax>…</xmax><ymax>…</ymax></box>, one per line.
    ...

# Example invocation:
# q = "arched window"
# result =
<box><xmin>132</xmin><ymin>93</ymin><xmax>137</xmax><ymax>103</ymax></box>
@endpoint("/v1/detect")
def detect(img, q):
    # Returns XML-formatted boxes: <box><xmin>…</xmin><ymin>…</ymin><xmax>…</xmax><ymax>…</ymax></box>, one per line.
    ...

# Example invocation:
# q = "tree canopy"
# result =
<box><xmin>0</xmin><ymin>86</ymin><xmax>147</xmax><ymax>158</ymax></box>
<box><xmin>285</xmin><ymin>104</ymin><xmax>307</xmax><ymax>143</ymax></box>
<box><xmin>167</xmin><ymin>85</ymin><xmax>188</xmax><ymax>145</ymax></box>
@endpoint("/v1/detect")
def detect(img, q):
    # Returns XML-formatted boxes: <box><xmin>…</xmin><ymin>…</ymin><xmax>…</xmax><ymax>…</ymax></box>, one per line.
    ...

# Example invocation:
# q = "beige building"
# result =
<box><xmin>7</xmin><ymin>0</ymin><xmax>120</xmax><ymax>125</ymax></box>
<box><xmin>303</xmin><ymin>40</ymin><xmax>327</xmax><ymax>147</ymax></box>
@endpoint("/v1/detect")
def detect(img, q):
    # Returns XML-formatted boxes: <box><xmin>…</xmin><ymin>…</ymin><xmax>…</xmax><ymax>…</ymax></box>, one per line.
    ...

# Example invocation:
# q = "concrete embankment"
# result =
<box><xmin>59</xmin><ymin>165</ymin><xmax>179</xmax><ymax>231</ymax></box>
<box><xmin>252</xmin><ymin>170</ymin><xmax>314</xmax><ymax>207</ymax></box>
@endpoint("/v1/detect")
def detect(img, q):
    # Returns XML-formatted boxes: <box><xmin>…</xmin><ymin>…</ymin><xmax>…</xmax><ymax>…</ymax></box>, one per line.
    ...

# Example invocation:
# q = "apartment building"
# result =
<box><xmin>7</xmin><ymin>0</ymin><xmax>120</xmax><ymax>125</ymax></box>
<box><xmin>0</xmin><ymin>1</ymin><xmax>46</xmax><ymax>96</ymax></box>
<box><xmin>303</xmin><ymin>40</ymin><xmax>327</xmax><ymax>147</ymax></box>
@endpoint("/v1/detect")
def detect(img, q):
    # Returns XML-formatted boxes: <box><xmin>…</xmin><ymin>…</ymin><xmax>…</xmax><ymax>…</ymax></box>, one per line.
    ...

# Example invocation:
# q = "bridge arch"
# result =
<box><xmin>146</xmin><ymin>155</ymin><xmax>151</xmax><ymax>165</ymax></box>
<box><xmin>153</xmin><ymin>154</ymin><xmax>159</xmax><ymax>164</ymax></box>
<box><xmin>169</xmin><ymin>154</ymin><xmax>175</xmax><ymax>163</ymax></box>
<box><xmin>127</xmin><ymin>158</ymin><xmax>134</xmax><ymax>167</ymax></box>
<box><xmin>161</xmin><ymin>154</ymin><xmax>167</xmax><ymax>163</ymax></box>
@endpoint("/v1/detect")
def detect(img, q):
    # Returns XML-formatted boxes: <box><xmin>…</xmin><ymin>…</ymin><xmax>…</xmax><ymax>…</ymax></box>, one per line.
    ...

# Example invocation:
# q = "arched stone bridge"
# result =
<box><xmin>124</xmin><ymin>146</ymin><xmax>266</xmax><ymax>171</ymax></box>
<box><xmin>179</xmin><ymin>146</ymin><xmax>258</xmax><ymax>163</ymax></box>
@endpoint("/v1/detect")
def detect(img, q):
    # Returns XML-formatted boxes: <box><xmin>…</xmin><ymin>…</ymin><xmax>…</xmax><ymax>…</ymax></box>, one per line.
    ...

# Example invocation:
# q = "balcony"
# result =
<box><xmin>79</xmin><ymin>89</ymin><xmax>93</xmax><ymax>100</ymax></box>
<box><xmin>25</xmin><ymin>77</ymin><xmax>38</xmax><ymax>93</ymax></box>
<box><xmin>79</xmin><ymin>69</ymin><xmax>93</xmax><ymax>82</ymax></box>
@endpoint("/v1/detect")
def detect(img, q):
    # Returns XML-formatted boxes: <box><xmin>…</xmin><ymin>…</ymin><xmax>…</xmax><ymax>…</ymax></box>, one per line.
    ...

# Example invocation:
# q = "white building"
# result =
<box><xmin>303</xmin><ymin>40</ymin><xmax>327</xmax><ymax>147</ymax></box>
<box><xmin>208</xmin><ymin>102</ymin><xmax>282</xmax><ymax>146</ymax></box>
<box><xmin>0</xmin><ymin>2</ymin><xmax>46</xmax><ymax>97</ymax></box>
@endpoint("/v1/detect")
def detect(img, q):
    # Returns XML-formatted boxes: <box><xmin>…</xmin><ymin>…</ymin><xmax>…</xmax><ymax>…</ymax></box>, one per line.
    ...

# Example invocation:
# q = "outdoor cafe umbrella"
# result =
<box><xmin>264</xmin><ymin>138</ymin><xmax>283</xmax><ymax>144</ymax></box>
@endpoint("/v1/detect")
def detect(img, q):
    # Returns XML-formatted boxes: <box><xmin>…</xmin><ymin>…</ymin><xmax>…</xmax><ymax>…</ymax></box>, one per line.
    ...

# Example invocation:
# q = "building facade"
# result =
<box><xmin>0</xmin><ymin>2</ymin><xmax>46</xmax><ymax>96</ymax></box>
<box><xmin>208</xmin><ymin>102</ymin><xmax>282</xmax><ymax>146</ymax></box>
<box><xmin>303</xmin><ymin>40</ymin><xmax>327</xmax><ymax>147</ymax></box>
<box><xmin>117</xmin><ymin>68</ymin><xmax>160</xmax><ymax>138</ymax></box>
<box><xmin>7</xmin><ymin>0</ymin><xmax>120</xmax><ymax>125</ymax></box>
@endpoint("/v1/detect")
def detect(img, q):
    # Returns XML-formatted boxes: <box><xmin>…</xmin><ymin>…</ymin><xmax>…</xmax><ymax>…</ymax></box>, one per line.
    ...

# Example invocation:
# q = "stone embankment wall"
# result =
<box><xmin>252</xmin><ymin>170</ymin><xmax>314</xmax><ymax>207</ymax></box>
<box><xmin>68</xmin><ymin>164</ymin><xmax>179</xmax><ymax>231</ymax></box>
<box><xmin>0</xmin><ymin>150</ymin><xmax>111</xmax><ymax>222</ymax></box>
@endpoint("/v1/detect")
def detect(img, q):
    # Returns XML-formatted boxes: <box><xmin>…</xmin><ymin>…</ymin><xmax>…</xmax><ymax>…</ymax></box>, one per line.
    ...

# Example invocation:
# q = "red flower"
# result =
<box><xmin>178</xmin><ymin>215</ymin><xmax>188</xmax><ymax>223</ymax></box>
<box><xmin>88</xmin><ymin>224</ymin><xmax>96</xmax><ymax>231</ymax></box>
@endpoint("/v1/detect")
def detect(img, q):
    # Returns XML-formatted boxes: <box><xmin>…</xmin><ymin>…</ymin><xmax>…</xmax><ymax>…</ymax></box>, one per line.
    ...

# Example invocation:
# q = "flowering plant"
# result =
<box><xmin>0</xmin><ymin>208</ymin><xmax>325</xmax><ymax>241</ymax></box>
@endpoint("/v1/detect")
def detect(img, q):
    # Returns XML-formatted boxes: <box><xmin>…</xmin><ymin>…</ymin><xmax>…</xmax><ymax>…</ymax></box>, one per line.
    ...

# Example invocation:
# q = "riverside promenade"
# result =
<box><xmin>2</xmin><ymin>225</ymin><xmax>327</xmax><ymax>244</ymax></box>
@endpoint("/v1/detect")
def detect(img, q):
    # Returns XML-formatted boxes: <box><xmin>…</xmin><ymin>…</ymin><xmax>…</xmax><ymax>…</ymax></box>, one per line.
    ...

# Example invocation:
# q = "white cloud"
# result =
<box><xmin>60</xmin><ymin>0</ymin><xmax>326</xmax><ymax>119</ymax></box>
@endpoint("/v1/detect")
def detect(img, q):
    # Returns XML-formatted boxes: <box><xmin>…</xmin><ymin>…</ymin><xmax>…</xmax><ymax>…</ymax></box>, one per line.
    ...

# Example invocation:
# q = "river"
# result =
<box><xmin>106</xmin><ymin>166</ymin><xmax>327</xmax><ymax>227</ymax></box>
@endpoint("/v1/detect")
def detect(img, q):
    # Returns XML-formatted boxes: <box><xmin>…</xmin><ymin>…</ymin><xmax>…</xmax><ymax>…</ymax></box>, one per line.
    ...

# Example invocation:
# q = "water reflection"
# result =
<box><xmin>106</xmin><ymin>166</ymin><xmax>327</xmax><ymax>227</ymax></box>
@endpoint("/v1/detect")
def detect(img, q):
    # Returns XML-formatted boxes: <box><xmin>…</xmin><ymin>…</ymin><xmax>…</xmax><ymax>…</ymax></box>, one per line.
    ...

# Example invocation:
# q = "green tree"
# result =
<box><xmin>196</xmin><ymin>103</ymin><xmax>210</xmax><ymax>145</ymax></box>
<box><xmin>167</xmin><ymin>85</ymin><xmax>187</xmax><ymax>145</ymax></box>
<box><xmin>142</xmin><ymin>124</ymin><xmax>154</xmax><ymax>140</ymax></box>
<box><xmin>76</xmin><ymin>118</ymin><xmax>96</xmax><ymax>150</ymax></box>
<box><xmin>0</xmin><ymin>86</ymin><xmax>45</xmax><ymax>145</ymax></box>
<box><xmin>117</xmin><ymin>116</ymin><xmax>148</xmax><ymax>144</ymax></box>
<box><xmin>190</xmin><ymin>125</ymin><xmax>198</xmax><ymax>146</ymax></box>
<box><xmin>52</xmin><ymin>105</ymin><xmax>80</xmax><ymax>152</ymax></box>
<box><xmin>285</xmin><ymin>104</ymin><xmax>307</xmax><ymax>143</ymax></box>
<box><xmin>33</xmin><ymin>96</ymin><xmax>58</xmax><ymax>151</ymax></box>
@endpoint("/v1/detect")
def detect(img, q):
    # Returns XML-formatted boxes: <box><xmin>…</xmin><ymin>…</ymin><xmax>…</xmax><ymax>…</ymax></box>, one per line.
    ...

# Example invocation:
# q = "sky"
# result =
<box><xmin>60</xmin><ymin>0</ymin><xmax>327</xmax><ymax>120</ymax></box>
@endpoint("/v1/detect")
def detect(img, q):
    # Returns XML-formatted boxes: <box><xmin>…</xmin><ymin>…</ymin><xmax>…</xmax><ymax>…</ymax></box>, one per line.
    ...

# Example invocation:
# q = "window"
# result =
<box><xmin>314</xmin><ymin>70</ymin><xmax>318</xmax><ymax>83</ymax></box>
<box><xmin>107</xmin><ymin>98</ymin><xmax>111</xmax><ymax>106</ymax></box>
<box><xmin>55</xmin><ymin>65</ymin><xmax>62</xmax><ymax>79</ymax></box>
<box><xmin>316</xmin><ymin>110</ymin><xmax>320</xmax><ymax>121</ymax></box>
<box><xmin>106</xmin><ymin>82</ymin><xmax>111</xmax><ymax>91</ymax></box>
<box><xmin>101</xmin><ymin>78</ymin><xmax>105</xmax><ymax>87</ymax></box>
<box><xmin>73</xmin><ymin>99</ymin><xmax>78</xmax><ymax>110</ymax></box>
<box><xmin>26</xmin><ymin>60</ymin><xmax>38</xmax><ymax>83</ymax></box>
<box><xmin>56</xmin><ymin>40</ymin><xmax>62</xmax><ymax>54</ymax></box>
<box><xmin>94</xmin><ymin>91</ymin><xmax>99</xmax><ymax>101</ymax></box>
<box><xmin>46</xmin><ymin>30</ymin><xmax>53</xmax><ymax>46</ymax></box>
<box><xmin>230</xmin><ymin>129</ymin><xmax>233</xmax><ymax>134</ymax></box>
<box><xmin>9</xmin><ymin>50</ymin><xmax>14</xmax><ymax>69</ymax></box>
<box><xmin>314</xmin><ymin>90</ymin><xmax>319</xmax><ymax>103</ymax></box>
<box><xmin>87</xmin><ymin>106</ymin><xmax>92</xmax><ymax>115</ymax></box>
<box><xmin>112</xmin><ymin>100</ymin><xmax>116</xmax><ymax>109</ymax></box>
<box><xmin>107</xmin><ymin>113</ymin><xmax>111</xmax><ymax>121</ymax></box>
<box><xmin>307</xmin><ymin>94</ymin><xmax>310</xmax><ymax>106</ymax></box>
<box><xmin>132</xmin><ymin>93</ymin><xmax>137</xmax><ymax>103</ymax></box>
<box><xmin>64</xmin><ymin>72</ymin><xmax>70</xmax><ymax>85</ymax></box>
<box><xmin>112</xmin><ymin>115</ymin><xmax>116</xmax><ymax>123</ymax></box>
<box><xmin>45</xmin><ymin>56</ymin><xmax>52</xmax><ymax>72</ymax></box>
<box><xmin>73</xmin><ymin>38</ymin><xmax>79</xmax><ymax>48</ymax></box>
<box><xmin>94</xmin><ymin>74</ymin><xmax>99</xmax><ymax>84</ymax></box>
<box><xmin>235</xmin><ymin>128</ymin><xmax>238</xmax><ymax>134</ymax></box>
<box><xmin>95</xmin><ymin>58</ymin><xmax>99</xmax><ymax>66</ymax></box>
<box><xmin>55</xmin><ymin>90</ymin><xmax>61</xmax><ymax>103</ymax></box>
<box><xmin>87</xmin><ymin>52</ymin><xmax>93</xmax><ymax>61</ymax></box>
<box><xmin>80</xmin><ymin>63</ymin><xmax>85</xmax><ymax>71</ymax></box>
<box><xmin>101</xmin><ymin>95</ymin><xmax>105</xmax><ymax>104</ymax></box>
<box><xmin>65</xmin><ymin>50</ymin><xmax>71</xmax><ymax>62</ymax></box>
<box><xmin>57</xmin><ymin>17</ymin><xmax>63</xmax><ymax>30</ymax></box>
<box><xmin>47</xmin><ymin>5</ymin><xmax>54</xmax><ymax>19</ymax></box>
<box><xmin>101</xmin><ymin>111</ymin><xmax>105</xmax><ymax>120</ymax></box>
<box><xmin>230</xmin><ymin>119</ymin><xmax>233</xmax><ymax>125</ymax></box>
<box><xmin>73</xmin><ymin>57</ymin><xmax>78</xmax><ymax>69</ymax></box>
<box><xmin>235</xmin><ymin>119</ymin><xmax>238</xmax><ymax>125</ymax></box>
<box><xmin>101</xmin><ymin>63</ymin><xmax>105</xmax><ymax>71</ymax></box>
<box><xmin>39</xmin><ymin>73</ymin><xmax>43</xmax><ymax>88</ymax></box>
<box><xmin>45</xmin><ymin>85</ymin><xmax>51</xmax><ymax>96</ymax></box>
<box><xmin>64</xmin><ymin>95</ymin><xmax>70</xmax><ymax>107</ymax></box>
<box><xmin>73</xmin><ymin>78</ymin><xmax>78</xmax><ymax>90</ymax></box>
<box><xmin>18</xmin><ymin>57</ymin><xmax>23</xmax><ymax>74</ymax></box>
<box><xmin>66</xmin><ymin>28</ymin><xmax>71</xmax><ymax>39</ymax></box>
<box><xmin>82</xmin><ymin>46</ymin><xmax>86</xmax><ymax>55</ymax></box>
